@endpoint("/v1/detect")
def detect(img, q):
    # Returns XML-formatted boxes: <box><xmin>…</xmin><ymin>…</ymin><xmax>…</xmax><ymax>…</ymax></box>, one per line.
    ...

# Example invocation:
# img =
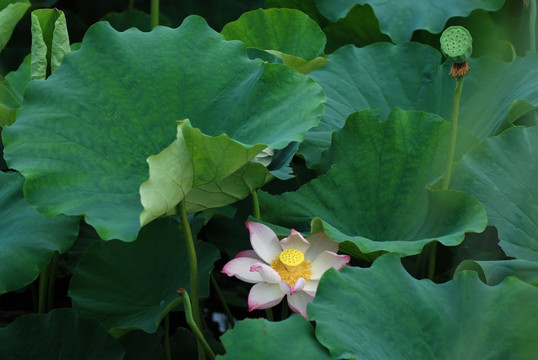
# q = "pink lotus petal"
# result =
<box><xmin>246</xmin><ymin>221</ymin><xmax>282</xmax><ymax>264</ymax></box>
<box><xmin>250</xmin><ymin>262</ymin><xmax>281</xmax><ymax>283</ymax></box>
<box><xmin>248</xmin><ymin>282</ymin><xmax>285</xmax><ymax>311</ymax></box>
<box><xmin>222</xmin><ymin>257</ymin><xmax>263</xmax><ymax>283</ymax></box>
<box><xmin>304</xmin><ymin>232</ymin><xmax>338</xmax><ymax>260</ymax></box>
<box><xmin>279</xmin><ymin>281</ymin><xmax>291</xmax><ymax>295</ymax></box>
<box><xmin>287</xmin><ymin>291</ymin><xmax>314</xmax><ymax>319</ymax></box>
<box><xmin>279</xmin><ymin>277</ymin><xmax>306</xmax><ymax>295</ymax></box>
<box><xmin>290</xmin><ymin>277</ymin><xmax>305</xmax><ymax>295</ymax></box>
<box><xmin>303</xmin><ymin>279</ymin><xmax>319</xmax><ymax>296</ymax></box>
<box><xmin>310</xmin><ymin>251</ymin><xmax>350</xmax><ymax>280</ymax></box>
<box><xmin>280</xmin><ymin>229</ymin><xmax>310</xmax><ymax>253</ymax></box>
<box><xmin>234</xmin><ymin>249</ymin><xmax>260</xmax><ymax>260</ymax></box>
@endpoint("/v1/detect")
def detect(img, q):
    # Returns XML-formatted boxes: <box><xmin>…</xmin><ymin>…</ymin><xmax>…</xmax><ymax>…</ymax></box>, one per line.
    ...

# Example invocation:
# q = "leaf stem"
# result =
<box><xmin>38</xmin><ymin>252</ymin><xmax>60</xmax><ymax>313</ymax></box>
<box><xmin>280</xmin><ymin>298</ymin><xmax>289</xmax><ymax>320</ymax></box>
<box><xmin>530</xmin><ymin>0</ymin><xmax>537</xmax><ymax>52</ymax></box>
<box><xmin>442</xmin><ymin>76</ymin><xmax>464</xmax><ymax>190</ymax></box>
<box><xmin>150</xmin><ymin>0</ymin><xmax>159</xmax><ymax>29</ymax></box>
<box><xmin>265</xmin><ymin>308</ymin><xmax>274</xmax><ymax>321</ymax></box>
<box><xmin>178</xmin><ymin>201</ymin><xmax>205</xmax><ymax>360</ymax></box>
<box><xmin>426</xmin><ymin>242</ymin><xmax>437</xmax><ymax>280</ymax></box>
<box><xmin>425</xmin><ymin>75</ymin><xmax>465</xmax><ymax>281</ymax></box>
<box><xmin>210</xmin><ymin>273</ymin><xmax>235</xmax><ymax>327</ymax></box>
<box><xmin>178</xmin><ymin>289</ymin><xmax>216</xmax><ymax>360</ymax></box>
<box><xmin>46</xmin><ymin>251</ymin><xmax>60</xmax><ymax>312</ymax></box>
<box><xmin>164</xmin><ymin>313</ymin><xmax>171</xmax><ymax>360</ymax></box>
<box><xmin>251</xmin><ymin>191</ymin><xmax>261</xmax><ymax>220</ymax></box>
<box><xmin>38</xmin><ymin>264</ymin><xmax>49</xmax><ymax>314</ymax></box>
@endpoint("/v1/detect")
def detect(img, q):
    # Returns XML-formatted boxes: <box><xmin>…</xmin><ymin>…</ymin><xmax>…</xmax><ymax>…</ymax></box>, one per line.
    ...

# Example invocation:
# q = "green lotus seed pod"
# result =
<box><xmin>440</xmin><ymin>26</ymin><xmax>472</xmax><ymax>63</ymax></box>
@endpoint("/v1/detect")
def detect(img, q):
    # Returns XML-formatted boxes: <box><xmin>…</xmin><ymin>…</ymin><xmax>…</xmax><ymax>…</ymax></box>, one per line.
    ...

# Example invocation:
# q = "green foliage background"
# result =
<box><xmin>0</xmin><ymin>0</ymin><xmax>537</xmax><ymax>359</ymax></box>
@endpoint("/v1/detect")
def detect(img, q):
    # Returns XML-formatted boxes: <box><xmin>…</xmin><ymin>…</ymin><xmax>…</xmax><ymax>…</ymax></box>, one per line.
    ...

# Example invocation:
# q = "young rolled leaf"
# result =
<box><xmin>2</xmin><ymin>16</ymin><xmax>324</xmax><ymax>241</ymax></box>
<box><xmin>30</xmin><ymin>8</ymin><xmax>70</xmax><ymax>80</ymax></box>
<box><xmin>449</xmin><ymin>126</ymin><xmax>538</xmax><ymax>262</ymax></box>
<box><xmin>68</xmin><ymin>217</ymin><xmax>220</xmax><ymax>338</ymax></box>
<box><xmin>0</xmin><ymin>308</ymin><xmax>125</xmax><ymax>360</ymax></box>
<box><xmin>309</xmin><ymin>253</ymin><xmax>538</xmax><ymax>359</ymax></box>
<box><xmin>0</xmin><ymin>171</ymin><xmax>79</xmax><ymax>294</ymax></box>
<box><xmin>260</xmin><ymin>108</ymin><xmax>486</xmax><ymax>258</ymax></box>
<box><xmin>139</xmin><ymin>119</ymin><xmax>270</xmax><ymax>226</ymax></box>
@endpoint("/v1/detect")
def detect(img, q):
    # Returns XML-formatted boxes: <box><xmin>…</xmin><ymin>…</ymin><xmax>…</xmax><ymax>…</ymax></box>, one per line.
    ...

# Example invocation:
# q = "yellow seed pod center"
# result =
<box><xmin>279</xmin><ymin>249</ymin><xmax>305</xmax><ymax>269</ymax></box>
<box><xmin>271</xmin><ymin>249</ymin><xmax>312</xmax><ymax>287</ymax></box>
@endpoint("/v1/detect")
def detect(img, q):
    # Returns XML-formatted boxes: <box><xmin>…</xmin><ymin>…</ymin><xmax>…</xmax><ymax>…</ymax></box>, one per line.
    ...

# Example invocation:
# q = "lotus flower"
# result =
<box><xmin>222</xmin><ymin>222</ymin><xmax>350</xmax><ymax>319</ymax></box>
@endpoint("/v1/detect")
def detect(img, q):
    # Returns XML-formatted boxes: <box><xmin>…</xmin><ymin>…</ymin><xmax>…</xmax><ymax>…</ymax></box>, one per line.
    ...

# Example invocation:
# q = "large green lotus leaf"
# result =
<box><xmin>158</xmin><ymin>0</ymin><xmax>264</xmax><ymax>29</ymax></box>
<box><xmin>0</xmin><ymin>171</ymin><xmax>79</xmax><ymax>294</ymax></box>
<box><xmin>139</xmin><ymin>120</ymin><xmax>271</xmax><ymax>226</ymax></box>
<box><xmin>265</xmin><ymin>0</ymin><xmax>326</xmax><ymax>25</ymax></box>
<box><xmin>0</xmin><ymin>308</ymin><xmax>125</xmax><ymax>359</ymax></box>
<box><xmin>449</xmin><ymin>126</ymin><xmax>538</xmax><ymax>262</ymax></box>
<box><xmin>69</xmin><ymin>217</ymin><xmax>220</xmax><ymax>338</ymax></box>
<box><xmin>322</xmin><ymin>3</ymin><xmax>391</xmax><ymax>52</ymax></box>
<box><xmin>314</xmin><ymin>0</ymin><xmax>505</xmax><ymax>42</ymax></box>
<box><xmin>0</xmin><ymin>53</ymin><xmax>30</xmax><ymax>127</ymax></box>
<box><xmin>221</xmin><ymin>8</ymin><xmax>326</xmax><ymax>61</ymax></box>
<box><xmin>220</xmin><ymin>8</ymin><xmax>328</xmax><ymax>73</ymax></box>
<box><xmin>455</xmin><ymin>259</ymin><xmax>538</xmax><ymax>286</ymax></box>
<box><xmin>302</xmin><ymin>42</ymin><xmax>452</xmax><ymax>165</ymax></box>
<box><xmin>260</xmin><ymin>109</ymin><xmax>486</xmax><ymax>258</ymax></box>
<box><xmin>218</xmin><ymin>314</ymin><xmax>331</xmax><ymax>359</ymax></box>
<box><xmin>0</xmin><ymin>0</ymin><xmax>31</xmax><ymax>52</ymax></box>
<box><xmin>302</xmin><ymin>42</ymin><xmax>538</xmax><ymax>165</ymax></box>
<box><xmin>185</xmin><ymin>162</ymin><xmax>272</xmax><ymax>212</ymax></box>
<box><xmin>264</xmin><ymin>50</ymin><xmax>328</xmax><ymax>75</ymax></box>
<box><xmin>0</xmin><ymin>130</ymin><xmax>6</xmax><ymax>170</ymax></box>
<box><xmin>2</xmin><ymin>16</ymin><xmax>325</xmax><ymax>241</ymax></box>
<box><xmin>309</xmin><ymin>253</ymin><xmax>538</xmax><ymax>359</ymax></box>
<box><xmin>458</xmin><ymin>55</ymin><xmax>538</xmax><ymax>140</ymax></box>
<box><xmin>103</xmin><ymin>8</ymin><xmax>171</xmax><ymax>32</ymax></box>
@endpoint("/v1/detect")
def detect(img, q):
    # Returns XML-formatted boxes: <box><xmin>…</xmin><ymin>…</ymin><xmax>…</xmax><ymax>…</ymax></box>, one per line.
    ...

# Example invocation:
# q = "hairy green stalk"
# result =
<box><xmin>210</xmin><ymin>273</ymin><xmax>235</xmax><ymax>327</ymax></box>
<box><xmin>178</xmin><ymin>289</ymin><xmax>216</xmax><ymax>360</ymax></box>
<box><xmin>150</xmin><ymin>0</ymin><xmax>159</xmax><ymax>29</ymax></box>
<box><xmin>265</xmin><ymin>307</ymin><xmax>274</xmax><ymax>321</ymax></box>
<box><xmin>178</xmin><ymin>201</ymin><xmax>205</xmax><ymax>360</ymax></box>
<box><xmin>251</xmin><ymin>191</ymin><xmax>261</xmax><ymax>220</ymax></box>
<box><xmin>423</xmin><ymin>76</ymin><xmax>466</xmax><ymax>280</ymax></box>
<box><xmin>38</xmin><ymin>251</ymin><xmax>60</xmax><ymax>313</ymax></box>
<box><xmin>426</xmin><ymin>242</ymin><xmax>438</xmax><ymax>280</ymax></box>
<box><xmin>281</xmin><ymin>298</ymin><xmax>289</xmax><ymax>320</ymax></box>
<box><xmin>46</xmin><ymin>251</ymin><xmax>60</xmax><ymax>312</ymax></box>
<box><xmin>38</xmin><ymin>266</ymin><xmax>49</xmax><ymax>314</ymax></box>
<box><xmin>442</xmin><ymin>76</ymin><xmax>464</xmax><ymax>190</ymax></box>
